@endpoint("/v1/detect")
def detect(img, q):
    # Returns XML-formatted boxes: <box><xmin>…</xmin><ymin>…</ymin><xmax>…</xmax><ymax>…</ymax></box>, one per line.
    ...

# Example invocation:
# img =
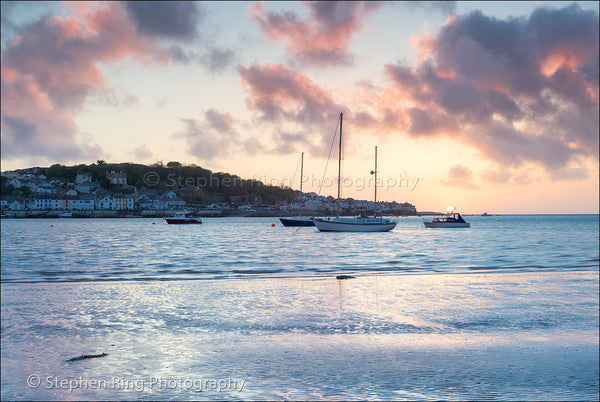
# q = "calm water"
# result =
<box><xmin>1</xmin><ymin>215</ymin><xmax>598</xmax><ymax>283</ymax></box>
<box><xmin>1</xmin><ymin>215</ymin><xmax>598</xmax><ymax>400</ymax></box>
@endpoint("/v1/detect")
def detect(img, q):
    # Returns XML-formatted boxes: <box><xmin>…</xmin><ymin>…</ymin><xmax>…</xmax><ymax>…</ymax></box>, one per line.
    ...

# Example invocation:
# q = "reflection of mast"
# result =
<box><xmin>338</xmin><ymin>280</ymin><xmax>344</xmax><ymax>313</ymax></box>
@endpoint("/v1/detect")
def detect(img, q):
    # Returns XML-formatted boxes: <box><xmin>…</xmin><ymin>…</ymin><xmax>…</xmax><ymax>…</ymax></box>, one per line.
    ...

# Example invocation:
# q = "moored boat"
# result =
<box><xmin>58</xmin><ymin>212</ymin><xmax>73</xmax><ymax>218</ymax></box>
<box><xmin>312</xmin><ymin>113</ymin><xmax>396</xmax><ymax>233</ymax></box>
<box><xmin>164</xmin><ymin>212</ymin><xmax>202</xmax><ymax>224</ymax></box>
<box><xmin>313</xmin><ymin>215</ymin><xmax>396</xmax><ymax>232</ymax></box>
<box><xmin>424</xmin><ymin>212</ymin><xmax>470</xmax><ymax>228</ymax></box>
<box><xmin>280</xmin><ymin>217</ymin><xmax>315</xmax><ymax>227</ymax></box>
<box><xmin>280</xmin><ymin>152</ymin><xmax>316</xmax><ymax>227</ymax></box>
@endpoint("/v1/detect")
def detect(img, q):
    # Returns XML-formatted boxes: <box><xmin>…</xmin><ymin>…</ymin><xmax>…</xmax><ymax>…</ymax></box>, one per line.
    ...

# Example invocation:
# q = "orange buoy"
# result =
<box><xmin>271</xmin><ymin>223</ymin><xmax>276</xmax><ymax>227</ymax></box>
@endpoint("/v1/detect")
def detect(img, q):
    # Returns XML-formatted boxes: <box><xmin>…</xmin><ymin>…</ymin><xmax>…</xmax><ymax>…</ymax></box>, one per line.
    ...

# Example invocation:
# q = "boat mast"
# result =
<box><xmin>372</xmin><ymin>146</ymin><xmax>377</xmax><ymax>218</ymax></box>
<box><xmin>337</xmin><ymin>112</ymin><xmax>343</xmax><ymax>217</ymax></box>
<box><xmin>300</xmin><ymin>152</ymin><xmax>304</xmax><ymax>193</ymax></box>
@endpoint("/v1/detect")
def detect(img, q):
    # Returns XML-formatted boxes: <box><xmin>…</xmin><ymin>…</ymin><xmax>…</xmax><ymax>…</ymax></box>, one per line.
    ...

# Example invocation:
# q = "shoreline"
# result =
<box><xmin>1</xmin><ymin>266</ymin><xmax>598</xmax><ymax>286</ymax></box>
<box><xmin>3</xmin><ymin>211</ymin><xmax>598</xmax><ymax>218</ymax></box>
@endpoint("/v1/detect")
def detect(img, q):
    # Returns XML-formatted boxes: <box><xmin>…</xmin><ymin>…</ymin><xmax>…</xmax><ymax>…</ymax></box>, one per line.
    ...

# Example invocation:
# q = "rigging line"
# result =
<box><xmin>290</xmin><ymin>153</ymin><xmax>302</xmax><ymax>190</ymax></box>
<box><xmin>318</xmin><ymin>116</ymin><xmax>341</xmax><ymax>197</ymax></box>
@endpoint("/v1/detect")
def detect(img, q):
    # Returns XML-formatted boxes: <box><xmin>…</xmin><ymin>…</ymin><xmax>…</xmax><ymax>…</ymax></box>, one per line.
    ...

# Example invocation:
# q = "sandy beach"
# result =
<box><xmin>1</xmin><ymin>270</ymin><xmax>598</xmax><ymax>401</ymax></box>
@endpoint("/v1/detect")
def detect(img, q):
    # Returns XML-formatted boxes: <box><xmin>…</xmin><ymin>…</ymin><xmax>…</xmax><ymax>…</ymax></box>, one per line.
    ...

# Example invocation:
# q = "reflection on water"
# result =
<box><xmin>1</xmin><ymin>215</ymin><xmax>598</xmax><ymax>400</ymax></box>
<box><xmin>1</xmin><ymin>272</ymin><xmax>598</xmax><ymax>400</ymax></box>
<box><xmin>1</xmin><ymin>215</ymin><xmax>598</xmax><ymax>283</ymax></box>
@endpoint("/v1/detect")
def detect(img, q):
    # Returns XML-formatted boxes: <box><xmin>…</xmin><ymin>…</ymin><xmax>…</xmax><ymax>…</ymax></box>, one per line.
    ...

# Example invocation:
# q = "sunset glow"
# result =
<box><xmin>1</xmin><ymin>1</ymin><xmax>598</xmax><ymax>213</ymax></box>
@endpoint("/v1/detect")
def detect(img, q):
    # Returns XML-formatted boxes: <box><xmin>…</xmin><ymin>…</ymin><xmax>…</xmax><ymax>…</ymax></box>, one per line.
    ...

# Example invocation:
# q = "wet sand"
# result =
<box><xmin>1</xmin><ymin>271</ymin><xmax>598</xmax><ymax>400</ymax></box>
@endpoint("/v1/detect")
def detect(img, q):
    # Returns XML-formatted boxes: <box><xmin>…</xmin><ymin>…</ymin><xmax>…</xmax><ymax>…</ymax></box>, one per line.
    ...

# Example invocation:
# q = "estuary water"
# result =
<box><xmin>1</xmin><ymin>214</ymin><xmax>598</xmax><ymax>283</ymax></box>
<box><xmin>1</xmin><ymin>215</ymin><xmax>599</xmax><ymax>400</ymax></box>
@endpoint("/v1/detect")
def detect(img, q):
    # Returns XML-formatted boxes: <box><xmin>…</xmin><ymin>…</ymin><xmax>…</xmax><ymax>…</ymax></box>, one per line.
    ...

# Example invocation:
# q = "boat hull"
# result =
<box><xmin>423</xmin><ymin>222</ymin><xmax>470</xmax><ymax>228</ymax></box>
<box><xmin>164</xmin><ymin>218</ymin><xmax>202</xmax><ymax>224</ymax></box>
<box><xmin>279</xmin><ymin>217</ymin><xmax>315</xmax><ymax>227</ymax></box>
<box><xmin>313</xmin><ymin>217</ymin><xmax>396</xmax><ymax>232</ymax></box>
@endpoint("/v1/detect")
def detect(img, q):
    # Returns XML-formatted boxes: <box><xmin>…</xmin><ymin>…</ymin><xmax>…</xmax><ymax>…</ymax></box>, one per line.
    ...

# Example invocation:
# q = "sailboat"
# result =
<box><xmin>280</xmin><ymin>152</ymin><xmax>315</xmax><ymax>227</ymax></box>
<box><xmin>312</xmin><ymin>113</ymin><xmax>397</xmax><ymax>232</ymax></box>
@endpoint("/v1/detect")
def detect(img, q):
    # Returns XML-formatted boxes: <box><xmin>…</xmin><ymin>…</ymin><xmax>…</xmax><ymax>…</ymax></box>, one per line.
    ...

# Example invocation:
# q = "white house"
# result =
<box><xmin>96</xmin><ymin>196</ymin><xmax>115</xmax><ymax>210</ymax></box>
<box><xmin>113</xmin><ymin>193</ymin><xmax>135</xmax><ymax>210</ymax></box>
<box><xmin>71</xmin><ymin>195</ymin><xmax>94</xmax><ymax>210</ymax></box>
<box><xmin>106</xmin><ymin>171</ymin><xmax>127</xmax><ymax>185</ymax></box>
<box><xmin>33</xmin><ymin>197</ymin><xmax>60</xmax><ymax>210</ymax></box>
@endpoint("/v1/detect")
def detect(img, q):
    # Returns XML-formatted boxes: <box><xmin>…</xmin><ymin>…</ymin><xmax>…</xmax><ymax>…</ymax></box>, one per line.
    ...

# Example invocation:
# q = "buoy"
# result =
<box><xmin>153</xmin><ymin>222</ymin><xmax>155</xmax><ymax>224</ymax></box>
<box><xmin>271</xmin><ymin>223</ymin><xmax>276</xmax><ymax>227</ymax></box>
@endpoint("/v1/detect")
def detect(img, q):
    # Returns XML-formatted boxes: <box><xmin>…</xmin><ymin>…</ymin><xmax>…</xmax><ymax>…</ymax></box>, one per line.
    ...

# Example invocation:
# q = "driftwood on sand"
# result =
<box><xmin>65</xmin><ymin>353</ymin><xmax>108</xmax><ymax>362</ymax></box>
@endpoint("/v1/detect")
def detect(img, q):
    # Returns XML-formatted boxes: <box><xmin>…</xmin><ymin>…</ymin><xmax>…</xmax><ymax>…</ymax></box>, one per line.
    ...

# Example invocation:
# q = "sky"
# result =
<box><xmin>1</xmin><ymin>1</ymin><xmax>598</xmax><ymax>214</ymax></box>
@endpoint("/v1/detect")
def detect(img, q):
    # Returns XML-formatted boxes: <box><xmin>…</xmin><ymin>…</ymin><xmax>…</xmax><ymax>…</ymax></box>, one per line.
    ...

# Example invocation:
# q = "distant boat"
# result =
<box><xmin>280</xmin><ymin>152</ymin><xmax>315</xmax><ymax>227</ymax></box>
<box><xmin>58</xmin><ymin>212</ymin><xmax>73</xmax><ymax>218</ymax></box>
<box><xmin>424</xmin><ymin>208</ymin><xmax>470</xmax><ymax>228</ymax></box>
<box><xmin>164</xmin><ymin>212</ymin><xmax>202</xmax><ymax>224</ymax></box>
<box><xmin>1</xmin><ymin>213</ymin><xmax>15</xmax><ymax>219</ymax></box>
<box><xmin>313</xmin><ymin>113</ymin><xmax>397</xmax><ymax>232</ymax></box>
<box><xmin>280</xmin><ymin>217</ymin><xmax>315</xmax><ymax>227</ymax></box>
<box><xmin>481</xmin><ymin>212</ymin><xmax>492</xmax><ymax>217</ymax></box>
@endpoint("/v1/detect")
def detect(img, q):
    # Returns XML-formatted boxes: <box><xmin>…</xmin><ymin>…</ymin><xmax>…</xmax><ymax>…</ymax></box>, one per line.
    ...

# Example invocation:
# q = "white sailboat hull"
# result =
<box><xmin>313</xmin><ymin>217</ymin><xmax>397</xmax><ymax>232</ymax></box>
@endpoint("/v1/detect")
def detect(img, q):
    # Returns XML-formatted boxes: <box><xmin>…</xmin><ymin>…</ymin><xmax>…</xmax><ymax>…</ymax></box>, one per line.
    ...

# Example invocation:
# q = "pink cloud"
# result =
<box><xmin>250</xmin><ymin>1</ymin><xmax>382</xmax><ymax>66</ymax></box>
<box><xmin>441</xmin><ymin>165</ymin><xmax>478</xmax><ymax>189</ymax></box>
<box><xmin>239</xmin><ymin>62</ymin><xmax>339</xmax><ymax>123</ymax></box>
<box><xmin>361</xmin><ymin>4</ymin><xmax>598</xmax><ymax>177</ymax></box>
<box><xmin>205</xmin><ymin>109</ymin><xmax>236</xmax><ymax>133</ymax></box>
<box><xmin>238</xmin><ymin>62</ymin><xmax>345</xmax><ymax>155</ymax></box>
<box><xmin>177</xmin><ymin>108</ymin><xmax>263</xmax><ymax>162</ymax></box>
<box><xmin>1</xmin><ymin>2</ymin><xmax>204</xmax><ymax>164</ymax></box>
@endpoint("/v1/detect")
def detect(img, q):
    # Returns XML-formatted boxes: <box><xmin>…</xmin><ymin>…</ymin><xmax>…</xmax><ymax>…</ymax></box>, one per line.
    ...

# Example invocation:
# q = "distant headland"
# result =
<box><xmin>1</xmin><ymin>161</ymin><xmax>418</xmax><ymax>218</ymax></box>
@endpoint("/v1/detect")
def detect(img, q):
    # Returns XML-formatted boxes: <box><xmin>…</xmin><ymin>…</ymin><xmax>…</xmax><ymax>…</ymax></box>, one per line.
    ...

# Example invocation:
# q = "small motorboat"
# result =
<box><xmin>58</xmin><ymin>212</ymin><xmax>73</xmax><ymax>218</ymax></box>
<box><xmin>424</xmin><ymin>207</ymin><xmax>470</xmax><ymax>228</ymax></box>
<box><xmin>164</xmin><ymin>212</ymin><xmax>202</xmax><ymax>224</ymax></box>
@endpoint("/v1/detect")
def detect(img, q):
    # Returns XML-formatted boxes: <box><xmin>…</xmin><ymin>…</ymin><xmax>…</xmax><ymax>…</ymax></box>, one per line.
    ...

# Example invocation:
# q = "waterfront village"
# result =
<box><xmin>0</xmin><ymin>166</ymin><xmax>417</xmax><ymax>218</ymax></box>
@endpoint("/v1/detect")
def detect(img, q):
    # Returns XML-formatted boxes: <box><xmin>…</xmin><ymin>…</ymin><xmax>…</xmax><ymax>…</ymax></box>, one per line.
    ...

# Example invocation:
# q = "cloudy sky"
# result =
<box><xmin>1</xmin><ymin>1</ymin><xmax>598</xmax><ymax>213</ymax></box>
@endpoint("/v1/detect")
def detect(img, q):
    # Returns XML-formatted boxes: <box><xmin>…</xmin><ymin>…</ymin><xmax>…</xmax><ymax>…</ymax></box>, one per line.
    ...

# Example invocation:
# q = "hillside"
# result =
<box><xmin>1</xmin><ymin>161</ymin><xmax>417</xmax><ymax>215</ymax></box>
<box><xmin>2</xmin><ymin>161</ymin><xmax>297</xmax><ymax>206</ymax></box>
